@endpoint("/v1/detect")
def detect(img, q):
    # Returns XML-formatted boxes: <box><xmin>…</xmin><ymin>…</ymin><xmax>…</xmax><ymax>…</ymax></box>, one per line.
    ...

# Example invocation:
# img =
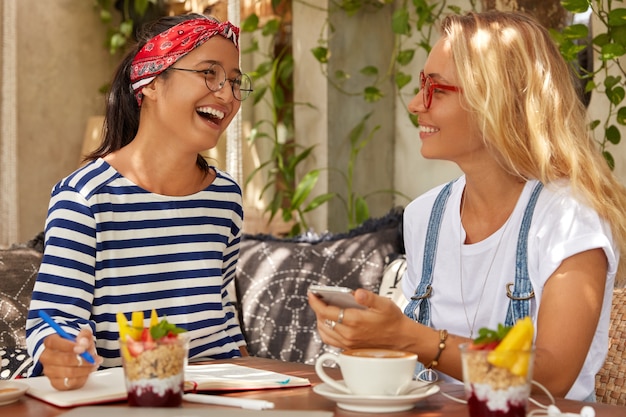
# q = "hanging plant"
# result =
<box><xmin>552</xmin><ymin>0</ymin><xmax>626</xmax><ymax>169</ymax></box>
<box><xmin>93</xmin><ymin>0</ymin><xmax>166</xmax><ymax>55</ymax></box>
<box><xmin>242</xmin><ymin>6</ymin><xmax>335</xmax><ymax>236</ymax></box>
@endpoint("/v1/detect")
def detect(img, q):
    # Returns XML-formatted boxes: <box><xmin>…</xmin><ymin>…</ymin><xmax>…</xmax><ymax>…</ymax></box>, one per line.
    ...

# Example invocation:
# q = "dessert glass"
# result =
<box><xmin>460</xmin><ymin>343</ymin><xmax>535</xmax><ymax>417</ymax></box>
<box><xmin>119</xmin><ymin>332</ymin><xmax>189</xmax><ymax>407</ymax></box>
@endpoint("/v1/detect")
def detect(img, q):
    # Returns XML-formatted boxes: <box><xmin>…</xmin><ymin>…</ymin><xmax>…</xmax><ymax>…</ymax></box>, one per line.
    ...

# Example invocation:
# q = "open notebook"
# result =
<box><xmin>22</xmin><ymin>363</ymin><xmax>311</xmax><ymax>408</ymax></box>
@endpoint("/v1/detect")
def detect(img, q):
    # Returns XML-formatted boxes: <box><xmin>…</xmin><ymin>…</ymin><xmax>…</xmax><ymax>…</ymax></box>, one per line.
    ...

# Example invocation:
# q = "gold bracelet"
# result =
<box><xmin>427</xmin><ymin>329</ymin><xmax>448</xmax><ymax>369</ymax></box>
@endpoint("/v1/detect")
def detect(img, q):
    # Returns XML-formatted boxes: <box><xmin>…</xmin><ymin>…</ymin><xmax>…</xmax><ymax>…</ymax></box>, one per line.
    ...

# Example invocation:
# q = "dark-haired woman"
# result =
<box><xmin>26</xmin><ymin>14</ymin><xmax>252</xmax><ymax>390</ymax></box>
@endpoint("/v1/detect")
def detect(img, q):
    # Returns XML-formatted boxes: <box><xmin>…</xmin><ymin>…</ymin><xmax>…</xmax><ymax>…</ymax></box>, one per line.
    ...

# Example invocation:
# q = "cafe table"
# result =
<box><xmin>3</xmin><ymin>356</ymin><xmax>624</xmax><ymax>416</ymax></box>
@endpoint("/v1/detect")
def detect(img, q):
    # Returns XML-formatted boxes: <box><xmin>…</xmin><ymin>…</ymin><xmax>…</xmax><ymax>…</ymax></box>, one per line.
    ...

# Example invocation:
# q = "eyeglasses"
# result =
<box><xmin>419</xmin><ymin>71</ymin><xmax>461</xmax><ymax>109</ymax></box>
<box><xmin>169</xmin><ymin>63</ymin><xmax>253</xmax><ymax>101</ymax></box>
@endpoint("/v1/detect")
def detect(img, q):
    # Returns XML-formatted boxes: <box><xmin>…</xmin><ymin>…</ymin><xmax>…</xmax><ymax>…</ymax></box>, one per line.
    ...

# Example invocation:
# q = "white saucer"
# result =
<box><xmin>0</xmin><ymin>380</ymin><xmax>29</xmax><ymax>406</ymax></box>
<box><xmin>312</xmin><ymin>380</ymin><xmax>440</xmax><ymax>413</ymax></box>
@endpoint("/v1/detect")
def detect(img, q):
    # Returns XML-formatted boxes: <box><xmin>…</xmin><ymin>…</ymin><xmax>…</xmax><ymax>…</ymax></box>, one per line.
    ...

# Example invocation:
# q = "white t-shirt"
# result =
<box><xmin>402</xmin><ymin>176</ymin><xmax>617</xmax><ymax>401</ymax></box>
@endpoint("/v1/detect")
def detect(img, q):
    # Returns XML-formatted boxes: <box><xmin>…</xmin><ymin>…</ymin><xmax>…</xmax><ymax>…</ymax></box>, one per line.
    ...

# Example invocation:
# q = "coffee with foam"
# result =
<box><xmin>315</xmin><ymin>348</ymin><xmax>418</xmax><ymax>396</ymax></box>
<box><xmin>343</xmin><ymin>349</ymin><xmax>415</xmax><ymax>359</ymax></box>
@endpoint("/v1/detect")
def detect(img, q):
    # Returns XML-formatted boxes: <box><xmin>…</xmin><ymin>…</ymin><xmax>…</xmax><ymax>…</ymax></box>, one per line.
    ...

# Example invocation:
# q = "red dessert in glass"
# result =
<box><xmin>120</xmin><ymin>331</ymin><xmax>188</xmax><ymax>407</ymax></box>
<box><xmin>461</xmin><ymin>344</ymin><xmax>534</xmax><ymax>417</ymax></box>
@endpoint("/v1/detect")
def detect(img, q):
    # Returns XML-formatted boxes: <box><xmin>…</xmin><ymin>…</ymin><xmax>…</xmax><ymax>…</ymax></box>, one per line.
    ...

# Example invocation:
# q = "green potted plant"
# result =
<box><xmin>241</xmin><ymin>5</ymin><xmax>334</xmax><ymax>236</ymax></box>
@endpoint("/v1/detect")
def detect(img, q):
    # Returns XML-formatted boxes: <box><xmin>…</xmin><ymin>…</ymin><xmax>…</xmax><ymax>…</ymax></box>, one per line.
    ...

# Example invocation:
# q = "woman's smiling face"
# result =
<box><xmin>145</xmin><ymin>35</ymin><xmax>242</xmax><ymax>153</ymax></box>
<box><xmin>408</xmin><ymin>37</ymin><xmax>484</xmax><ymax>166</ymax></box>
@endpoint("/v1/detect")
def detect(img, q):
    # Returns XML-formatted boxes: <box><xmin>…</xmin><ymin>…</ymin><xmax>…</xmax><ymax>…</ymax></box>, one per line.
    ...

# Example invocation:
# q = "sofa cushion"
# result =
<box><xmin>0</xmin><ymin>237</ymin><xmax>43</xmax><ymax>348</ymax></box>
<box><xmin>379</xmin><ymin>253</ymin><xmax>408</xmax><ymax>310</ymax></box>
<box><xmin>0</xmin><ymin>347</ymin><xmax>32</xmax><ymax>379</ymax></box>
<box><xmin>235</xmin><ymin>207</ymin><xmax>404</xmax><ymax>364</ymax></box>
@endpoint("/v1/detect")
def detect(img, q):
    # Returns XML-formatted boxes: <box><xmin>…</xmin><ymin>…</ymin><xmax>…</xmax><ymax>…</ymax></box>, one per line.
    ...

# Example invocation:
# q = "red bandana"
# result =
<box><xmin>130</xmin><ymin>17</ymin><xmax>240</xmax><ymax>106</ymax></box>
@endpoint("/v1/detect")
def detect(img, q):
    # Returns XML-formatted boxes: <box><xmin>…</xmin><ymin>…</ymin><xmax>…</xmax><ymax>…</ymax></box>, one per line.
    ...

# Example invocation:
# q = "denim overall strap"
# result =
<box><xmin>504</xmin><ymin>182</ymin><xmax>544</xmax><ymax>326</ymax></box>
<box><xmin>404</xmin><ymin>180</ymin><xmax>455</xmax><ymax>325</ymax></box>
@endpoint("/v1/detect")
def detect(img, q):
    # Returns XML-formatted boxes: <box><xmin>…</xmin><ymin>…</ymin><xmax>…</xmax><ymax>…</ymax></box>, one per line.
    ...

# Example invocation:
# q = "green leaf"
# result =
<box><xmin>254</xmin><ymin>61</ymin><xmax>274</xmax><ymax>78</ymax></box>
<box><xmin>606</xmin><ymin>125</ymin><xmax>621</xmax><ymax>145</ymax></box>
<box><xmin>360</xmin><ymin>66</ymin><xmax>379</xmax><ymax>77</ymax></box>
<box><xmin>558</xmin><ymin>39</ymin><xmax>586</xmax><ymax>61</ymax></box>
<box><xmin>560</xmin><ymin>0</ymin><xmax>591</xmax><ymax>14</ymax></box>
<box><xmin>273</xmin><ymin>85</ymin><xmax>285</xmax><ymax>109</ymax></box>
<box><xmin>617</xmin><ymin>106</ymin><xmax>626</xmax><ymax>125</ymax></box>
<box><xmin>289</xmin><ymin>146</ymin><xmax>315</xmax><ymax>170</ymax></box>
<box><xmin>473</xmin><ymin>323</ymin><xmax>511</xmax><ymax>344</ymax></box>
<box><xmin>603</xmin><ymin>151</ymin><xmax>615</xmax><ymax>170</ymax></box>
<box><xmin>608</xmin><ymin>8</ymin><xmax>626</xmax><ymax>27</ymax></box>
<box><xmin>277</xmin><ymin>55</ymin><xmax>294</xmax><ymax>83</ymax></box>
<box><xmin>395</xmin><ymin>71</ymin><xmax>412</xmax><ymax>90</ymax></box>
<box><xmin>590</xmin><ymin>119</ymin><xmax>601</xmax><ymax>130</ymax></box>
<box><xmin>134</xmin><ymin>0</ymin><xmax>149</xmax><ymax>16</ymax></box>
<box><xmin>605</xmin><ymin>75</ymin><xmax>621</xmax><ymax>89</ymax></box>
<box><xmin>288</xmin><ymin>223</ymin><xmax>301</xmax><ymax>237</ymax></box>
<box><xmin>241</xmin><ymin>14</ymin><xmax>259</xmax><ymax>32</ymax></box>
<box><xmin>396</xmin><ymin>49</ymin><xmax>415</xmax><ymax>66</ymax></box>
<box><xmin>364</xmin><ymin>86</ymin><xmax>383</xmax><ymax>103</ymax></box>
<box><xmin>414</xmin><ymin>0</ymin><xmax>437</xmax><ymax>30</ymax></box>
<box><xmin>354</xmin><ymin>197</ymin><xmax>370</xmax><ymax>225</ymax></box>
<box><xmin>311</xmin><ymin>46</ymin><xmax>329</xmax><ymax>64</ymax></box>
<box><xmin>549</xmin><ymin>28</ymin><xmax>565</xmax><ymax>45</ymax></box>
<box><xmin>562</xmin><ymin>23</ymin><xmax>589</xmax><ymax>40</ymax></box>
<box><xmin>600</xmin><ymin>43</ymin><xmax>626</xmax><ymax>61</ymax></box>
<box><xmin>252</xmin><ymin>85</ymin><xmax>267</xmax><ymax>105</ymax></box>
<box><xmin>392</xmin><ymin>8</ymin><xmax>410</xmax><ymax>35</ymax></box>
<box><xmin>99</xmin><ymin>9</ymin><xmax>112</xmax><ymax>24</ymax></box>
<box><xmin>334</xmin><ymin>70</ymin><xmax>350</xmax><ymax>82</ymax></box>
<box><xmin>303</xmin><ymin>193</ymin><xmax>335</xmax><ymax>213</ymax></box>
<box><xmin>418</xmin><ymin>40</ymin><xmax>432</xmax><ymax>54</ymax></box>
<box><xmin>262</xmin><ymin>19</ymin><xmax>281</xmax><ymax>37</ymax></box>
<box><xmin>348</xmin><ymin>112</ymin><xmax>371</xmax><ymax>147</ymax></box>
<box><xmin>291</xmin><ymin>170</ymin><xmax>320</xmax><ymax>209</ymax></box>
<box><xmin>607</xmin><ymin>85</ymin><xmax>625</xmax><ymax>106</ymax></box>
<box><xmin>150</xmin><ymin>318</ymin><xmax>186</xmax><ymax>340</ymax></box>
<box><xmin>614</xmin><ymin>26</ymin><xmax>626</xmax><ymax>47</ymax></box>
<box><xmin>119</xmin><ymin>20</ymin><xmax>133</xmax><ymax>38</ymax></box>
<box><xmin>109</xmin><ymin>33</ymin><xmax>126</xmax><ymax>54</ymax></box>
<box><xmin>592</xmin><ymin>33</ymin><xmax>611</xmax><ymax>48</ymax></box>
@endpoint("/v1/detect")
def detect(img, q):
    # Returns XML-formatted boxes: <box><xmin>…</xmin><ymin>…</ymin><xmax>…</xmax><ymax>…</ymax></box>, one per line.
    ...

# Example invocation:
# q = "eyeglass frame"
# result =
<box><xmin>168</xmin><ymin>63</ymin><xmax>253</xmax><ymax>101</ymax></box>
<box><xmin>419</xmin><ymin>71</ymin><xmax>461</xmax><ymax>109</ymax></box>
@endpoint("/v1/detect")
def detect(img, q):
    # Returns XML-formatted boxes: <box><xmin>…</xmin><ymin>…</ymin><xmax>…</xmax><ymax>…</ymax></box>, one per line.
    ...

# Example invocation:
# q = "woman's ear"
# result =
<box><xmin>140</xmin><ymin>80</ymin><xmax>159</xmax><ymax>102</ymax></box>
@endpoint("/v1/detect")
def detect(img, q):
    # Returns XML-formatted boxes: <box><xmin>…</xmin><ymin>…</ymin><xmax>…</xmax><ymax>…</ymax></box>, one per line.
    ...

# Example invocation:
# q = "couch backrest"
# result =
<box><xmin>595</xmin><ymin>287</ymin><xmax>626</xmax><ymax>405</ymax></box>
<box><xmin>235</xmin><ymin>208</ymin><xmax>405</xmax><ymax>364</ymax></box>
<box><xmin>0</xmin><ymin>245</ymin><xmax>42</xmax><ymax>348</ymax></box>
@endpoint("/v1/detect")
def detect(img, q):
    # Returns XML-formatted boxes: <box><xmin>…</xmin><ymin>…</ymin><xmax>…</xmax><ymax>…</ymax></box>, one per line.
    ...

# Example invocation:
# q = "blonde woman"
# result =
<box><xmin>309</xmin><ymin>10</ymin><xmax>626</xmax><ymax>401</ymax></box>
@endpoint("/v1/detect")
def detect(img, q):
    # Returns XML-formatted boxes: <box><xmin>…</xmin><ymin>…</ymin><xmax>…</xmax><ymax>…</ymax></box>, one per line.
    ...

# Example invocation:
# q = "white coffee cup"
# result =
<box><xmin>315</xmin><ymin>348</ymin><xmax>418</xmax><ymax>396</ymax></box>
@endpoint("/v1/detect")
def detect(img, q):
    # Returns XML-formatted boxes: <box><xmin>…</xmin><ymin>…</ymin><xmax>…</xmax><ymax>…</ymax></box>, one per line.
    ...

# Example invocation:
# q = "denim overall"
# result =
<box><xmin>404</xmin><ymin>180</ymin><xmax>542</xmax><ymax>380</ymax></box>
<box><xmin>404</xmin><ymin>180</ymin><xmax>543</xmax><ymax>326</ymax></box>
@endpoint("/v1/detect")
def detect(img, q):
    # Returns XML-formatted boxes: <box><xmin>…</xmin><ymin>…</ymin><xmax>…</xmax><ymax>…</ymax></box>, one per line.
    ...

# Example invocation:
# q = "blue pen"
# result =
<box><xmin>38</xmin><ymin>310</ymin><xmax>96</xmax><ymax>365</ymax></box>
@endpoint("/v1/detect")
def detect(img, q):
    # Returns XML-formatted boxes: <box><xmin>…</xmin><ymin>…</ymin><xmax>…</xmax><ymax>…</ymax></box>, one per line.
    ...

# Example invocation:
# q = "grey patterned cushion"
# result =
<box><xmin>0</xmin><ymin>233</ymin><xmax>43</xmax><ymax>379</ymax></box>
<box><xmin>235</xmin><ymin>208</ymin><xmax>404</xmax><ymax>364</ymax></box>
<box><xmin>0</xmin><ymin>239</ymin><xmax>43</xmax><ymax>348</ymax></box>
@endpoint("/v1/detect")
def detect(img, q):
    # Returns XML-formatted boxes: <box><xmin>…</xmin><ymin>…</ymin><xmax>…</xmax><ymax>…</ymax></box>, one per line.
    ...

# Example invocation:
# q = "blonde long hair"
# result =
<box><xmin>441</xmin><ymin>11</ymin><xmax>626</xmax><ymax>286</ymax></box>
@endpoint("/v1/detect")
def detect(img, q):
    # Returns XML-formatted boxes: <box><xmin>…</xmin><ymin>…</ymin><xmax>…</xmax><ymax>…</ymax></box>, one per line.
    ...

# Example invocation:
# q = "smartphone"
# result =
<box><xmin>308</xmin><ymin>285</ymin><xmax>366</xmax><ymax>310</ymax></box>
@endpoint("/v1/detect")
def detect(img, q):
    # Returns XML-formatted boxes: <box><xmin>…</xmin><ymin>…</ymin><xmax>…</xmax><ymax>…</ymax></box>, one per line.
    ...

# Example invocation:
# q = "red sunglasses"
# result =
<box><xmin>420</xmin><ymin>71</ymin><xmax>462</xmax><ymax>109</ymax></box>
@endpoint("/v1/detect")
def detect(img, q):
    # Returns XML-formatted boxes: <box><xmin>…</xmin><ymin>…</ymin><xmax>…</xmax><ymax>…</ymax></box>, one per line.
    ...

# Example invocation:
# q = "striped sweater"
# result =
<box><xmin>26</xmin><ymin>159</ymin><xmax>245</xmax><ymax>376</ymax></box>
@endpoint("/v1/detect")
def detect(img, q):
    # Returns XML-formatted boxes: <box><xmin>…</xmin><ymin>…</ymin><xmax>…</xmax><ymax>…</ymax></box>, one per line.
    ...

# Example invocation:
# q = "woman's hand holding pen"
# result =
<box><xmin>40</xmin><ymin>328</ymin><xmax>102</xmax><ymax>391</ymax></box>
